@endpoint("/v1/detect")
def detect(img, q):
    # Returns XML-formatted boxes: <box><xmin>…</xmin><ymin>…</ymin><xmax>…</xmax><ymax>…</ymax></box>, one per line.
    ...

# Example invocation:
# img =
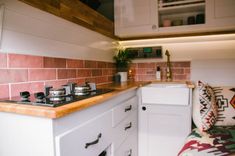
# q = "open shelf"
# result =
<box><xmin>158</xmin><ymin>0</ymin><xmax>205</xmax><ymax>28</ymax></box>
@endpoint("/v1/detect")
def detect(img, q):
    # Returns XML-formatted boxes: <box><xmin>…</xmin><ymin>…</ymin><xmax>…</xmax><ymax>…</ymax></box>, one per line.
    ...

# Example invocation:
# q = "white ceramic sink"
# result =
<box><xmin>141</xmin><ymin>83</ymin><xmax>189</xmax><ymax>105</ymax></box>
<box><xmin>146</xmin><ymin>83</ymin><xmax>187</xmax><ymax>88</ymax></box>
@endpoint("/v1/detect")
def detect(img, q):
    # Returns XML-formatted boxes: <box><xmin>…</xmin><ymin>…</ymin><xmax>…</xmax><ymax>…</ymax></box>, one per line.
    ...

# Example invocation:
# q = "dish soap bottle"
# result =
<box><xmin>156</xmin><ymin>66</ymin><xmax>161</xmax><ymax>81</ymax></box>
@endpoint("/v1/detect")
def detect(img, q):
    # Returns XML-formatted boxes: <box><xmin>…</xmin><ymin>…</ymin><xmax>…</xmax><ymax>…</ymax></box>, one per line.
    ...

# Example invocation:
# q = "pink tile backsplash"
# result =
<box><xmin>130</xmin><ymin>61</ymin><xmax>190</xmax><ymax>81</ymax></box>
<box><xmin>0</xmin><ymin>53</ymin><xmax>7</xmax><ymax>68</ymax></box>
<box><xmin>44</xmin><ymin>57</ymin><xmax>66</xmax><ymax>68</ymax></box>
<box><xmin>8</xmin><ymin>54</ymin><xmax>43</xmax><ymax>68</ymax></box>
<box><xmin>45</xmin><ymin>80</ymin><xmax>68</xmax><ymax>89</ymax></box>
<box><xmin>57</xmin><ymin>69</ymin><xmax>76</xmax><ymax>79</ymax></box>
<box><xmin>11</xmin><ymin>82</ymin><xmax>44</xmax><ymax>97</ymax></box>
<box><xmin>0</xmin><ymin>52</ymin><xmax>115</xmax><ymax>99</ymax></box>
<box><xmin>0</xmin><ymin>84</ymin><xmax>9</xmax><ymax>99</ymax></box>
<box><xmin>0</xmin><ymin>69</ymin><xmax>28</xmax><ymax>84</ymax></box>
<box><xmin>28</xmin><ymin>69</ymin><xmax>56</xmax><ymax>81</ymax></box>
<box><xmin>0</xmin><ymin>52</ymin><xmax>191</xmax><ymax>99</ymax></box>
<box><xmin>67</xmin><ymin>59</ymin><xmax>84</xmax><ymax>68</ymax></box>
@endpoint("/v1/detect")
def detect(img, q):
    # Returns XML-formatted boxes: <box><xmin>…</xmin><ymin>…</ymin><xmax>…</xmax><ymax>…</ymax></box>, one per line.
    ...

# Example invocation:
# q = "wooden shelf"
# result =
<box><xmin>159</xmin><ymin>3</ymin><xmax>205</xmax><ymax>14</ymax></box>
<box><xmin>159</xmin><ymin>0</ymin><xmax>205</xmax><ymax>8</ymax></box>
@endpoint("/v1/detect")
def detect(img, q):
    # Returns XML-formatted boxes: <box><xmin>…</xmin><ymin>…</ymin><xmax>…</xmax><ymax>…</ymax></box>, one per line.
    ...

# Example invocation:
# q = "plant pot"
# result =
<box><xmin>118</xmin><ymin>72</ymin><xmax>127</xmax><ymax>82</ymax></box>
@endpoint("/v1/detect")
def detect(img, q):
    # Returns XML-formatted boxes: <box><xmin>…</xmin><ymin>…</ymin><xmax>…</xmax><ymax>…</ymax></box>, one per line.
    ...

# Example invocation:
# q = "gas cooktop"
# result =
<box><xmin>0</xmin><ymin>83</ymin><xmax>113</xmax><ymax>107</ymax></box>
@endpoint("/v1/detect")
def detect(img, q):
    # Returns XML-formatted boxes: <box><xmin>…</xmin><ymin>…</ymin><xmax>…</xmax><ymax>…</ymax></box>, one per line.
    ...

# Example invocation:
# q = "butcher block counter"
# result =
<box><xmin>0</xmin><ymin>81</ymin><xmax>194</xmax><ymax>119</ymax></box>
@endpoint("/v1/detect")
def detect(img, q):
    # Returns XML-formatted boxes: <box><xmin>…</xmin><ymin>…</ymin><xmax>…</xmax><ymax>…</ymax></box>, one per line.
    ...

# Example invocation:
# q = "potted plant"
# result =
<box><xmin>113</xmin><ymin>50</ymin><xmax>132</xmax><ymax>82</ymax></box>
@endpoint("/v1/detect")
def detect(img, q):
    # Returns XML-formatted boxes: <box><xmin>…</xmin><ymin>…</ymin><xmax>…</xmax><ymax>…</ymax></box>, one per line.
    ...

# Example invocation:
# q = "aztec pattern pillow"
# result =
<box><xmin>213</xmin><ymin>86</ymin><xmax>235</xmax><ymax>126</ymax></box>
<box><xmin>178</xmin><ymin>126</ymin><xmax>235</xmax><ymax>156</ymax></box>
<box><xmin>193</xmin><ymin>81</ymin><xmax>217</xmax><ymax>132</ymax></box>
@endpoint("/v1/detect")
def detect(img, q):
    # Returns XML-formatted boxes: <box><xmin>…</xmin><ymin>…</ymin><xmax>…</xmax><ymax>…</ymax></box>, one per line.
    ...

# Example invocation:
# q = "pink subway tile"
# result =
<box><xmin>57</xmin><ymin>69</ymin><xmax>76</xmax><ymax>79</ymax></box>
<box><xmin>172</xmin><ymin>62</ymin><xmax>190</xmax><ymax>67</ymax></box>
<box><xmin>28</xmin><ymin>69</ymin><xmax>56</xmax><ymax>81</ymax></box>
<box><xmin>67</xmin><ymin>59</ymin><xmax>84</xmax><ymax>68</ymax></box>
<box><xmin>92</xmin><ymin>69</ymin><xmax>102</xmax><ymax>76</ymax></box>
<box><xmin>10</xmin><ymin>82</ymin><xmax>44</xmax><ymax>97</ymax></box>
<box><xmin>97</xmin><ymin>61</ymin><xmax>107</xmax><ymax>68</ymax></box>
<box><xmin>107</xmin><ymin>62</ymin><xmax>115</xmax><ymax>68</ymax></box>
<box><xmin>96</xmin><ymin>76</ymin><xmax>108</xmax><ymax>84</ymax></box>
<box><xmin>130</xmin><ymin>63</ymin><xmax>137</xmax><ymax>68</ymax></box>
<box><xmin>85</xmin><ymin>77</ymin><xmax>96</xmax><ymax>83</ymax></box>
<box><xmin>0</xmin><ymin>84</ymin><xmax>9</xmax><ymax>99</ymax></box>
<box><xmin>0</xmin><ymin>69</ymin><xmax>28</xmax><ymax>84</ymax></box>
<box><xmin>45</xmin><ymin>80</ymin><xmax>68</xmax><ymax>88</ymax></box>
<box><xmin>0</xmin><ymin>53</ymin><xmax>7</xmax><ymax>68</ymax></box>
<box><xmin>173</xmin><ymin>74</ymin><xmax>187</xmax><ymax>81</ymax></box>
<box><xmin>68</xmin><ymin>78</ymin><xmax>85</xmax><ymax>85</ymax></box>
<box><xmin>137</xmin><ymin>63</ymin><xmax>155</xmax><ymax>68</ymax></box>
<box><xmin>184</xmin><ymin>68</ymin><xmax>191</xmax><ymax>74</ymax></box>
<box><xmin>102</xmin><ymin>69</ymin><xmax>115</xmax><ymax>76</ymax></box>
<box><xmin>8</xmin><ymin>53</ymin><xmax>43</xmax><ymax>68</ymax></box>
<box><xmin>44</xmin><ymin>57</ymin><xmax>66</xmax><ymax>68</ymax></box>
<box><xmin>85</xmin><ymin>60</ymin><xmax>97</xmax><ymax>68</ymax></box>
<box><xmin>172</xmin><ymin>68</ymin><xmax>184</xmax><ymax>74</ymax></box>
<box><xmin>77</xmin><ymin>69</ymin><xmax>92</xmax><ymax>78</ymax></box>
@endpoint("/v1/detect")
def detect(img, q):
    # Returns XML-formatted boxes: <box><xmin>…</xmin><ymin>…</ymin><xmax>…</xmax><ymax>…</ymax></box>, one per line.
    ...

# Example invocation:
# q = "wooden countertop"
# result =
<box><xmin>0</xmin><ymin>81</ymin><xmax>194</xmax><ymax>119</ymax></box>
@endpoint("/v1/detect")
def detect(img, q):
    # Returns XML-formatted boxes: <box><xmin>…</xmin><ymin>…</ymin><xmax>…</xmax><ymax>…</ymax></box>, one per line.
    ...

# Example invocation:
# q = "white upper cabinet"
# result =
<box><xmin>114</xmin><ymin>0</ymin><xmax>158</xmax><ymax>37</ymax></box>
<box><xmin>115</xmin><ymin>0</ymin><xmax>235</xmax><ymax>38</ymax></box>
<box><xmin>206</xmin><ymin>0</ymin><xmax>235</xmax><ymax>29</ymax></box>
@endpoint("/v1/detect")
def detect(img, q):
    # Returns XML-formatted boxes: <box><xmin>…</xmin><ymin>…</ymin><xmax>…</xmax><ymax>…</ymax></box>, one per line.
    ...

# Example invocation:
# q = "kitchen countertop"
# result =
<box><xmin>0</xmin><ymin>81</ymin><xmax>194</xmax><ymax>119</ymax></box>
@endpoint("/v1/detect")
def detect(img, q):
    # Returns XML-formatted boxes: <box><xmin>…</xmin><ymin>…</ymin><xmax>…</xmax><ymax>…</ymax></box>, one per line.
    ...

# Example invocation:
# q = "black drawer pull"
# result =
<box><xmin>128</xmin><ymin>149</ymin><xmax>132</xmax><ymax>156</ymax></box>
<box><xmin>85</xmin><ymin>133</ymin><xmax>102</xmax><ymax>149</ymax></box>
<box><xmin>125</xmin><ymin>105</ymin><xmax>132</xmax><ymax>112</ymax></box>
<box><xmin>125</xmin><ymin>122</ymin><xmax>132</xmax><ymax>130</ymax></box>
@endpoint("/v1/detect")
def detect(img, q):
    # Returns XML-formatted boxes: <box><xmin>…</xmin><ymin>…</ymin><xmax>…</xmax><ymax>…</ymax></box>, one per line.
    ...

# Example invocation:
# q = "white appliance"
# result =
<box><xmin>139</xmin><ymin>83</ymin><xmax>192</xmax><ymax>156</ymax></box>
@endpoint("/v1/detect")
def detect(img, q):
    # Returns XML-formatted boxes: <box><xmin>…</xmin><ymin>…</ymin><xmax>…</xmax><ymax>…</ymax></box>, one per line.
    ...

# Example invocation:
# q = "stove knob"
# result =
<box><xmin>45</xmin><ymin>86</ymin><xmax>53</xmax><ymax>97</ymax></box>
<box><xmin>34</xmin><ymin>92</ymin><xmax>45</xmax><ymax>99</ymax></box>
<box><xmin>20</xmin><ymin>91</ymin><xmax>30</xmax><ymax>98</ymax></box>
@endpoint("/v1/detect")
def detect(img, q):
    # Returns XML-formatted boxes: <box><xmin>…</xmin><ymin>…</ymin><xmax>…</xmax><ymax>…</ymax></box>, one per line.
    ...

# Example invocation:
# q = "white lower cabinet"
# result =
<box><xmin>55</xmin><ymin>111</ymin><xmax>112</xmax><ymax>156</ymax></box>
<box><xmin>54</xmin><ymin>91</ymin><xmax>138</xmax><ymax>156</ymax></box>
<box><xmin>115</xmin><ymin>128</ymin><xmax>138</xmax><ymax>156</ymax></box>
<box><xmin>139</xmin><ymin>84</ymin><xmax>192</xmax><ymax>156</ymax></box>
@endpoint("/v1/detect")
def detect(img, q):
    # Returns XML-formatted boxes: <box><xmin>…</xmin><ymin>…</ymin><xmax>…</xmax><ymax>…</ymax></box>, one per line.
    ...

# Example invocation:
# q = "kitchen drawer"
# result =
<box><xmin>55</xmin><ymin>111</ymin><xmax>112</xmax><ymax>156</ymax></box>
<box><xmin>113</xmin><ymin>110</ymin><xmax>137</xmax><ymax>150</ymax></box>
<box><xmin>112</xmin><ymin>96</ymin><xmax>137</xmax><ymax>127</ymax></box>
<box><xmin>141</xmin><ymin>84</ymin><xmax>190</xmax><ymax>105</ymax></box>
<box><xmin>115</xmin><ymin>128</ymin><xmax>138</xmax><ymax>156</ymax></box>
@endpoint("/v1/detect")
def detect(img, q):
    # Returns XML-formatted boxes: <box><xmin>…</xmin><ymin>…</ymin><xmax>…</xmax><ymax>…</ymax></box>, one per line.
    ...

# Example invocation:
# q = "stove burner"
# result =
<box><xmin>34</xmin><ymin>92</ymin><xmax>45</xmax><ymax>103</ymax></box>
<box><xmin>49</xmin><ymin>88</ymin><xmax>65</xmax><ymax>97</ymax></box>
<box><xmin>49</xmin><ymin>96</ymin><xmax>66</xmax><ymax>102</ymax></box>
<box><xmin>1</xmin><ymin>82</ymin><xmax>113</xmax><ymax>107</ymax></box>
<box><xmin>20</xmin><ymin>91</ymin><xmax>30</xmax><ymax>101</ymax></box>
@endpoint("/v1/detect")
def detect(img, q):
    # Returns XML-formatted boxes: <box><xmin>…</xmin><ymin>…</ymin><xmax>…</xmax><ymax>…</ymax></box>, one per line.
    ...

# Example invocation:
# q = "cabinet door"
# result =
<box><xmin>206</xmin><ymin>0</ymin><xmax>235</xmax><ymax>28</ymax></box>
<box><xmin>55</xmin><ymin>111</ymin><xmax>112</xmax><ymax>156</ymax></box>
<box><xmin>115</xmin><ymin>128</ymin><xmax>138</xmax><ymax>156</ymax></box>
<box><xmin>138</xmin><ymin>105</ymin><xmax>191</xmax><ymax>156</ymax></box>
<box><xmin>114</xmin><ymin>0</ymin><xmax>158</xmax><ymax>37</ymax></box>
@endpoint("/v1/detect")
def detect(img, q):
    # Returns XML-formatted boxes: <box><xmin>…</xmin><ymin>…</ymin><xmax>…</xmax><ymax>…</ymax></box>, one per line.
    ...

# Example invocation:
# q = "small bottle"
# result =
<box><xmin>156</xmin><ymin>66</ymin><xmax>161</xmax><ymax>81</ymax></box>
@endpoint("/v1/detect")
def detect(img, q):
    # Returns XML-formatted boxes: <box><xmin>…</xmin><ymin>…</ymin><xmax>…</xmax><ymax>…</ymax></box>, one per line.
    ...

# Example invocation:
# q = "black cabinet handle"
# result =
<box><xmin>125</xmin><ymin>122</ymin><xmax>132</xmax><ymax>131</ymax></box>
<box><xmin>85</xmin><ymin>133</ymin><xmax>102</xmax><ymax>149</ymax></box>
<box><xmin>125</xmin><ymin>105</ymin><xmax>132</xmax><ymax>112</ymax></box>
<box><xmin>128</xmin><ymin>149</ymin><xmax>132</xmax><ymax>156</ymax></box>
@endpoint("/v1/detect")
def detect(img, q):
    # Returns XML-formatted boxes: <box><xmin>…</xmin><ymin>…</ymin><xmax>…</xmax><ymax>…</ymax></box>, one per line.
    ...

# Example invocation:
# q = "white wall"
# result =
<box><xmin>0</xmin><ymin>0</ymin><xmax>116</xmax><ymax>62</ymax></box>
<box><xmin>191</xmin><ymin>59</ymin><xmax>235</xmax><ymax>86</ymax></box>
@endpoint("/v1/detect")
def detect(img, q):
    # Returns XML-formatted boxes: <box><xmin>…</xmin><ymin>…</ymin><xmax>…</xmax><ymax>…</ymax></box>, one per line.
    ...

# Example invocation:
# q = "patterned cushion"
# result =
<box><xmin>193</xmin><ymin>81</ymin><xmax>217</xmax><ymax>132</ymax></box>
<box><xmin>213</xmin><ymin>86</ymin><xmax>235</xmax><ymax>126</ymax></box>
